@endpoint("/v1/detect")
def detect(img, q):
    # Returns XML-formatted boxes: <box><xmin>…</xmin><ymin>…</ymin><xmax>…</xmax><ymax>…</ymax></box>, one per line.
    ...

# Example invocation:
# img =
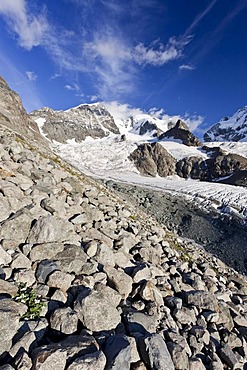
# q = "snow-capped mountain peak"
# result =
<box><xmin>204</xmin><ymin>105</ymin><xmax>247</xmax><ymax>142</ymax></box>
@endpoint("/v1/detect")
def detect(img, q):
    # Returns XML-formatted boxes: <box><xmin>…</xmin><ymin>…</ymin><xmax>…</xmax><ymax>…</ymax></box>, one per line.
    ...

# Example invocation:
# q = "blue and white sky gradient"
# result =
<box><xmin>0</xmin><ymin>0</ymin><xmax>246</xmax><ymax>132</ymax></box>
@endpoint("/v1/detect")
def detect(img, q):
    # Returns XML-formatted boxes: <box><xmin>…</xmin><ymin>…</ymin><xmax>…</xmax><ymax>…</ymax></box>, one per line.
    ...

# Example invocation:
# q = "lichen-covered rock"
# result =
<box><xmin>74</xmin><ymin>291</ymin><xmax>121</xmax><ymax>331</ymax></box>
<box><xmin>27</xmin><ymin>215</ymin><xmax>74</xmax><ymax>244</ymax></box>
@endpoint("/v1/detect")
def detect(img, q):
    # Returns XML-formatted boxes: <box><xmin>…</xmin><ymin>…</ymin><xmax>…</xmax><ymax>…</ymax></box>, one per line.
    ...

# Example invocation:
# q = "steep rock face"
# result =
<box><xmin>204</xmin><ymin>106</ymin><xmax>247</xmax><ymax>142</ymax></box>
<box><xmin>138</xmin><ymin>120</ymin><xmax>162</xmax><ymax>137</ymax></box>
<box><xmin>0</xmin><ymin>76</ymin><xmax>47</xmax><ymax>147</ymax></box>
<box><xmin>30</xmin><ymin>104</ymin><xmax>120</xmax><ymax>143</ymax></box>
<box><xmin>159</xmin><ymin>119</ymin><xmax>201</xmax><ymax>147</ymax></box>
<box><xmin>129</xmin><ymin>142</ymin><xmax>177</xmax><ymax>177</ymax></box>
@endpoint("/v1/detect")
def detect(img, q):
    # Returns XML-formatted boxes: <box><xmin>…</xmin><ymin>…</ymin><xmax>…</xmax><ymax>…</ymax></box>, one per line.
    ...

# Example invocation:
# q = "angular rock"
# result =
<box><xmin>13</xmin><ymin>351</ymin><xmax>32</xmax><ymax>370</ymax></box>
<box><xmin>95</xmin><ymin>243</ymin><xmax>115</xmax><ymax>267</ymax></box>
<box><xmin>67</xmin><ymin>350</ymin><xmax>106</xmax><ymax>370</ymax></box>
<box><xmin>0</xmin><ymin>245</ymin><xmax>12</xmax><ymax>265</ymax></box>
<box><xmin>9</xmin><ymin>331</ymin><xmax>36</xmax><ymax>358</ymax></box>
<box><xmin>29</xmin><ymin>242</ymin><xmax>65</xmax><ymax>262</ymax></box>
<box><xmin>139</xmin><ymin>333</ymin><xmax>175</xmax><ymax>370</ymax></box>
<box><xmin>167</xmin><ymin>342</ymin><xmax>189</xmax><ymax>370</ymax></box>
<box><xmin>75</xmin><ymin>291</ymin><xmax>121</xmax><ymax>331</ymax></box>
<box><xmin>94</xmin><ymin>283</ymin><xmax>122</xmax><ymax>307</ymax></box>
<box><xmin>104</xmin><ymin>265</ymin><xmax>132</xmax><ymax>299</ymax></box>
<box><xmin>124</xmin><ymin>310</ymin><xmax>159</xmax><ymax>335</ymax></box>
<box><xmin>55</xmin><ymin>244</ymin><xmax>88</xmax><ymax>274</ymax></box>
<box><xmin>185</xmin><ymin>290</ymin><xmax>219</xmax><ymax>311</ymax></box>
<box><xmin>46</xmin><ymin>270</ymin><xmax>74</xmax><ymax>292</ymax></box>
<box><xmin>11</xmin><ymin>252</ymin><xmax>32</xmax><ymax>270</ymax></box>
<box><xmin>0</xmin><ymin>299</ymin><xmax>27</xmax><ymax>356</ymax></box>
<box><xmin>105</xmin><ymin>334</ymin><xmax>131</xmax><ymax>370</ymax></box>
<box><xmin>139</xmin><ymin>280</ymin><xmax>163</xmax><ymax>307</ymax></box>
<box><xmin>31</xmin><ymin>346</ymin><xmax>67</xmax><ymax>370</ymax></box>
<box><xmin>50</xmin><ymin>307</ymin><xmax>78</xmax><ymax>335</ymax></box>
<box><xmin>0</xmin><ymin>279</ymin><xmax>18</xmax><ymax>297</ymax></box>
<box><xmin>189</xmin><ymin>357</ymin><xmax>206</xmax><ymax>370</ymax></box>
<box><xmin>27</xmin><ymin>215</ymin><xmax>74</xmax><ymax>244</ymax></box>
<box><xmin>35</xmin><ymin>260</ymin><xmax>58</xmax><ymax>284</ymax></box>
<box><xmin>0</xmin><ymin>213</ymin><xmax>32</xmax><ymax>246</ymax></box>
<box><xmin>219</xmin><ymin>344</ymin><xmax>239</xmax><ymax>369</ymax></box>
<box><xmin>173</xmin><ymin>307</ymin><xmax>197</xmax><ymax>325</ymax></box>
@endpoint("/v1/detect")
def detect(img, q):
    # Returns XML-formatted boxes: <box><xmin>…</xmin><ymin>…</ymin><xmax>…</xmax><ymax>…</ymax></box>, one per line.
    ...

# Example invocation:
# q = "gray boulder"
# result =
<box><xmin>0</xmin><ymin>299</ymin><xmax>27</xmax><ymax>356</ymax></box>
<box><xmin>27</xmin><ymin>215</ymin><xmax>74</xmax><ymax>244</ymax></box>
<box><xmin>139</xmin><ymin>333</ymin><xmax>175</xmax><ymax>370</ymax></box>
<box><xmin>74</xmin><ymin>291</ymin><xmax>121</xmax><ymax>331</ymax></box>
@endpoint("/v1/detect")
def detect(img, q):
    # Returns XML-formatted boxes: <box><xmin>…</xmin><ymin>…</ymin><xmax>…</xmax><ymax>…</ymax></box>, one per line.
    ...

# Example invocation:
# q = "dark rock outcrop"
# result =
<box><xmin>159</xmin><ymin>119</ymin><xmax>201</xmax><ymax>147</ymax></box>
<box><xmin>176</xmin><ymin>146</ymin><xmax>247</xmax><ymax>185</ymax></box>
<box><xmin>138</xmin><ymin>120</ymin><xmax>162</xmax><ymax>137</ymax></box>
<box><xmin>129</xmin><ymin>142</ymin><xmax>176</xmax><ymax>177</ymax></box>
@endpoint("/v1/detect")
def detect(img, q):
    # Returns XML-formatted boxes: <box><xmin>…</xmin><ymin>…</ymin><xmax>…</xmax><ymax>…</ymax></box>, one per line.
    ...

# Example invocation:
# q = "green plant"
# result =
<box><xmin>14</xmin><ymin>283</ymin><xmax>44</xmax><ymax>320</ymax></box>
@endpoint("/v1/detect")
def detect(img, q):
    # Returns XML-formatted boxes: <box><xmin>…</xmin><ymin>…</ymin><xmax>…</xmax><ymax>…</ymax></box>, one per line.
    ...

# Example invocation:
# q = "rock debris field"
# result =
<box><xmin>0</xmin><ymin>129</ymin><xmax>247</xmax><ymax>370</ymax></box>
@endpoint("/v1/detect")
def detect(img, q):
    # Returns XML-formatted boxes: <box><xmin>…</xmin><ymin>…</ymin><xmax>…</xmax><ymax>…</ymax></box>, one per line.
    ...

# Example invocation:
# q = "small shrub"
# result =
<box><xmin>14</xmin><ymin>283</ymin><xmax>44</xmax><ymax>320</ymax></box>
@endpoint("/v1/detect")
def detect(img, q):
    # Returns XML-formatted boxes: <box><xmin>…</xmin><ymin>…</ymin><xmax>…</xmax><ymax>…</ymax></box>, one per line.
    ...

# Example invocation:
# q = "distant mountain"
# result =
<box><xmin>30</xmin><ymin>103</ymin><xmax>181</xmax><ymax>143</ymax></box>
<box><xmin>31</xmin><ymin>101</ymin><xmax>247</xmax><ymax>187</ymax></box>
<box><xmin>204</xmin><ymin>106</ymin><xmax>247</xmax><ymax>142</ymax></box>
<box><xmin>30</xmin><ymin>104</ymin><xmax>120</xmax><ymax>143</ymax></box>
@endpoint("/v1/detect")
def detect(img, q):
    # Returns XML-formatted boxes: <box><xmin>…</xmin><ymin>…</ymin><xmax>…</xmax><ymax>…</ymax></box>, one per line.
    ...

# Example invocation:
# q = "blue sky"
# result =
<box><xmin>0</xmin><ymin>0</ymin><xmax>246</xmax><ymax>132</ymax></box>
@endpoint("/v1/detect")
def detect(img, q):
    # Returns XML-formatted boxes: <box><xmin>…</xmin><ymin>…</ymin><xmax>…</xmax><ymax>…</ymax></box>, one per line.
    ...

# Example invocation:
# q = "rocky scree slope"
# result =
<box><xmin>204</xmin><ymin>106</ymin><xmax>247</xmax><ymax>142</ymax></box>
<box><xmin>0</xmin><ymin>76</ymin><xmax>246</xmax><ymax>369</ymax></box>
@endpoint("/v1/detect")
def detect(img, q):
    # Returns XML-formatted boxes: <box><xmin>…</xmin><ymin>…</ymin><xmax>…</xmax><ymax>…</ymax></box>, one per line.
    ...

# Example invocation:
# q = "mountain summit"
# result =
<box><xmin>204</xmin><ymin>106</ymin><xmax>247</xmax><ymax>142</ymax></box>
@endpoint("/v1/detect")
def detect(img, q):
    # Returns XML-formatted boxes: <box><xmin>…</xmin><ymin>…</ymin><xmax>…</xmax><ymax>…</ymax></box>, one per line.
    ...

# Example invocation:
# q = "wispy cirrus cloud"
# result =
<box><xmin>26</xmin><ymin>71</ymin><xmax>37</xmax><ymax>81</ymax></box>
<box><xmin>83</xmin><ymin>32</ymin><xmax>192</xmax><ymax>98</ymax></box>
<box><xmin>179</xmin><ymin>64</ymin><xmax>195</xmax><ymax>71</ymax></box>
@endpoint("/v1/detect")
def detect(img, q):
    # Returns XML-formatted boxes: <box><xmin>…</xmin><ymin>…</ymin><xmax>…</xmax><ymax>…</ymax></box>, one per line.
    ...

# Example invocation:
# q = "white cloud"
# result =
<box><xmin>50</xmin><ymin>73</ymin><xmax>61</xmax><ymax>80</ymax></box>
<box><xmin>89</xmin><ymin>95</ymin><xmax>99</xmax><ymax>102</ymax></box>
<box><xmin>0</xmin><ymin>52</ymin><xmax>43</xmax><ymax>111</ymax></box>
<box><xmin>179</xmin><ymin>64</ymin><xmax>195</xmax><ymax>71</ymax></box>
<box><xmin>0</xmin><ymin>0</ymin><xmax>49</xmax><ymax>50</ymax></box>
<box><xmin>83</xmin><ymin>33</ymin><xmax>191</xmax><ymax>98</ymax></box>
<box><xmin>26</xmin><ymin>71</ymin><xmax>37</xmax><ymax>81</ymax></box>
<box><xmin>102</xmin><ymin>101</ymin><xmax>144</xmax><ymax>121</ymax></box>
<box><xmin>102</xmin><ymin>101</ymin><xmax>204</xmax><ymax>133</ymax></box>
<box><xmin>133</xmin><ymin>41</ymin><xmax>180</xmax><ymax>66</ymax></box>
<box><xmin>65</xmin><ymin>83</ymin><xmax>80</xmax><ymax>91</ymax></box>
<box><xmin>183</xmin><ymin>113</ymin><xmax>204</xmax><ymax>132</ymax></box>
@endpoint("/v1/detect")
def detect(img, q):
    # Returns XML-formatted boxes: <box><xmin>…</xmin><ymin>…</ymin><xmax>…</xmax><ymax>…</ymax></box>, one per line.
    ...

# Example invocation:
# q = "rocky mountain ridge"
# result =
<box><xmin>30</xmin><ymin>104</ymin><xmax>120</xmax><ymax>143</ymax></box>
<box><xmin>0</xmin><ymin>76</ymin><xmax>247</xmax><ymax>370</ymax></box>
<box><xmin>204</xmin><ymin>106</ymin><xmax>247</xmax><ymax>142</ymax></box>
